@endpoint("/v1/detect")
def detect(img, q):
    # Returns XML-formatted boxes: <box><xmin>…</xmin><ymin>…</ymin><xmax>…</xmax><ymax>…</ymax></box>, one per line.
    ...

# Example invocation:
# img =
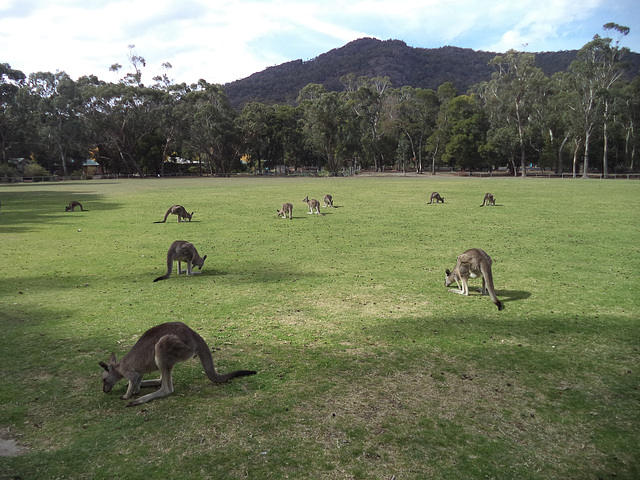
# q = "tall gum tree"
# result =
<box><xmin>569</xmin><ymin>23</ymin><xmax>629</xmax><ymax>178</ymax></box>
<box><xmin>479</xmin><ymin>50</ymin><xmax>547</xmax><ymax>177</ymax></box>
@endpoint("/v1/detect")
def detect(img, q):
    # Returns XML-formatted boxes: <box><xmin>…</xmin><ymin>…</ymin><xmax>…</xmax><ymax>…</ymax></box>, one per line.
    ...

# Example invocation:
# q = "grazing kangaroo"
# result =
<box><xmin>303</xmin><ymin>196</ymin><xmax>323</xmax><ymax>215</ymax></box>
<box><xmin>323</xmin><ymin>194</ymin><xmax>334</xmax><ymax>207</ymax></box>
<box><xmin>153</xmin><ymin>240</ymin><xmax>207</xmax><ymax>282</ymax></box>
<box><xmin>154</xmin><ymin>205</ymin><xmax>193</xmax><ymax>223</ymax></box>
<box><xmin>445</xmin><ymin>248</ymin><xmax>503</xmax><ymax>311</ymax></box>
<box><xmin>65</xmin><ymin>201</ymin><xmax>87</xmax><ymax>212</ymax></box>
<box><xmin>480</xmin><ymin>193</ymin><xmax>495</xmax><ymax>207</ymax></box>
<box><xmin>99</xmin><ymin>321</ymin><xmax>257</xmax><ymax>406</ymax></box>
<box><xmin>277</xmin><ymin>203</ymin><xmax>293</xmax><ymax>219</ymax></box>
<box><xmin>428</xmin><ymin>192</ymin><xmax>444</xmax><ymax>204</ymax></box>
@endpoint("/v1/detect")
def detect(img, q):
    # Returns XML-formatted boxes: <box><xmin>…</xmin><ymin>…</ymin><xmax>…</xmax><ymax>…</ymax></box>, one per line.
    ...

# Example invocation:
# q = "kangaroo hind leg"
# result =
<box><xmin>126</xmin><ymin>335</ymin><xmax>194</xmax><ymax>406</ymax></box>
<box><xmin>177</xmin><ymin>261</ymin><xmax>186</xmax><ymax>275</ymax></box>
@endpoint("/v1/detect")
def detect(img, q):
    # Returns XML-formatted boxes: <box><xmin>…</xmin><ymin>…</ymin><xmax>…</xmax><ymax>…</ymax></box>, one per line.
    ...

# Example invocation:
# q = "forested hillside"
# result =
<box><xmin>223</xmin><ymin>38</ymin><xmax>640</xmax><ymax>110</ymax></box>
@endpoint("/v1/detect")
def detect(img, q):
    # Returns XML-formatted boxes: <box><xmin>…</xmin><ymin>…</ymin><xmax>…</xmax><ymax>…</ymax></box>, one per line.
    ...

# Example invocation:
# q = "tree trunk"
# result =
<box><xmin>58</xmin><ymin>144</ymin><xmax>68</xmax><ymax>177</ymax></box>
<box><xmin>572</xmin><ymin>140</ymin><xmax>581</xmax><ymax>179</ymax></box>
<box><xmin>582</xmin><ymin>130</ymin><xmax>591</xmax><ymax>179</ymax></box>
<box><xmin>602</xmin><ymin>115</ymin><xmax>609</xmax><ymax>178</ymax></box>
<box><xmin>557</xmin><ymin>134</ymin><xmax>569</xmax><ymax>174</ymax></box>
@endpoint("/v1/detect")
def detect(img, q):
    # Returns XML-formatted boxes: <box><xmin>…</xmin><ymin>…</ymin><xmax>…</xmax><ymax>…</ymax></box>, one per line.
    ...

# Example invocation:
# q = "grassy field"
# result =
<box><xmin>0</xmin><ymin>175</ymin><xmax>638</xmax><ymax>479</ymax></box>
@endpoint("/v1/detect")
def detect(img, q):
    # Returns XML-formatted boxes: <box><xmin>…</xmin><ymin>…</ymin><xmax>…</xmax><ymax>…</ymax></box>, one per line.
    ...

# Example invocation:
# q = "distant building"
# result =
<box><xmin>82</xmin><ymin>159</ymin><xmax>103</xmax><ymax>176</ymax></box>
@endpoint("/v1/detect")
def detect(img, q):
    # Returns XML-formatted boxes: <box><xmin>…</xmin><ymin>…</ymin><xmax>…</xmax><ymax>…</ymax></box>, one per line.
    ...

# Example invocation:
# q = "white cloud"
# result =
<box><xmin>480</xmin><ymin>0</ymin><xmax>604</xmax><ymax>52</ymax></box>
<box><xmin>0</xmin><ymin>0</ymin><xmax>635</xmax><ymax>85</ymax></box>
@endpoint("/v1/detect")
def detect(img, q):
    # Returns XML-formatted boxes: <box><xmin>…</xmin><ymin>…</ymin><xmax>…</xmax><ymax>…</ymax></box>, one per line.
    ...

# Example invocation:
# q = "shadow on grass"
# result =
<box><xmin>0</xmin><ymin>190</ymin><xmax>120</xmax><ymax>233</ymax></box>
<box><xmin>497</xmin><ymin>289</ymin><xmax>531</xmax><ymax>305</ymax></box>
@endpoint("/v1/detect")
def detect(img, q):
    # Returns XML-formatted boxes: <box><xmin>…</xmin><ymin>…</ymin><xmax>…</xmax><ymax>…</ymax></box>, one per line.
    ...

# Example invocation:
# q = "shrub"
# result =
<box><xmin>24</xmin><ymin>163</ymin><xmax>49</xmax><ymax>177</ymax></box>
<box><xmin>0</xmin><ymin>164</ymin><xmax>18</xmax><ymax>177</ymax></box>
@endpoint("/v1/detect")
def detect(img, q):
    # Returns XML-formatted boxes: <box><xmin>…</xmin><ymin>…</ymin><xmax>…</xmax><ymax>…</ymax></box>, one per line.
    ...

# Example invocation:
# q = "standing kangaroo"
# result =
<box><xmin>445</xmin><ymin>248</ymin><xmax>503</xmax><ymax>310</ymax></box>
<box><xmin>428</xmin><ymin>192</ymin><xmax>444</xmax><ymax>204</ymax></box>
<box><xmin>154</xmin><ymin>205</ymin><xmax>193</xmax><ymax>223</ymax></box>
<box><xmin>153</xmin><ymin>240</ymin><xmax>207</xmax><ymax>282</ymax></box>
<box><xmin>277</xmin><ymin>203</ymin><xmax>293</xmax><ymax>219</ymax></box>
<box><xmin>99</xmin><ymin>322</ymin><xmax>257</xmax><ymax>406</ymax></box>
<box><xmin>323</xmin><ymin>195</ymin><xmax>334</xmax><ymax>207</ymax></box>
<box><xmin>303</xmin><ymin>196</ymin><xmax>323</xmax><ymax>215</ymax></box>
<box><xmin>480</xmin><ymin>193</ymin><xmax>495</xmax><ymax>207</ymax></box>
<box><xmin>65</xmin><ymin>201</ymin><xmax>87</xmax><ymax>212</ymax></box>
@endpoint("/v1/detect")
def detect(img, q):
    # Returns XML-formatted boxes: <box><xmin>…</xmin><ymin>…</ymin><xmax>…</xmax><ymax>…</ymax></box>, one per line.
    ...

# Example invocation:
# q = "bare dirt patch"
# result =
<box><xmin>0</xmin><ymin>429</ymin><xmax>25</xmax><ymax>457</ymax></box>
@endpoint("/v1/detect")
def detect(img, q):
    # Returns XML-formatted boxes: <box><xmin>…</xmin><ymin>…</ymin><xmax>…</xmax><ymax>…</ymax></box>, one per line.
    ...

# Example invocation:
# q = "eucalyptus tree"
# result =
<box><xmin>537</xmin><ymin>72</ymin><xmax>572</xmax><ymax>173</ymax></box>
<box><xmin>569</xmin><ymin>23</ymin><xmax>630</xmax><ymax>178</ymax></box>
<box><xmin>298</xmin><ymin>84</ymin><xmax>350</xmax><ymax>174</ymax></box>
<box><xmin>237</xmin><ymin>102</ymin><xmax>279</xmax><ymax>172</ymax></box>
<box><xmin>151</xmin><ymin>82</ymin><xmax>191</xmax><ymax>176</ymax></box>
<box><xmin>272</xmin><ymin>104</ymin><xmax>307</xmax><ymax>170</ymax></box>
<box><xmin>109</xmin><ymin>44</ymin><xmax>147</xmax><ymax>87</ymax></box>
<box><xmin>389</xmin><ymin>86</ymin><xmax>439</xmax><ymax>173</ymax></box>
<box><xmin>81</xmin><ymin>81</ymin><xmax>165</xmax><ymax>175</ymax></box>
<box><xmin>478</xmin><ymin>50</ymin><xmax>548</xmax><ymax>177</ymax></box>
<box><xmin>0</xmin><ymin>63</ymin><xmax>27</xmax><ymax>164</ymax></box>
<box><xmin>182</xmin><ymin>80</ymin><xmax>240</xmax><ymax>176</ymax></box>
<box><xmin>425</xmin><ymin>82</ymin><xmax>457</xmax><ymax>173</ymax></box>
<box><xmin>28</xmin><ymin>71</ymin><xmax>88</xmax><ymax>176</ymax></box>
<box><xmin>615</xmin><ymin>77</ymin><xmax>640</xmax><ymax>171</ymax></box>
<box><xmin>441</xmin><ymin>94</ymin><xmax>488</xmax><ymax>171</ymax></box>
<box><xmin>344</xmin><ymin>76</ymin><xmax>392</xmax><ymax>172</ymax></box>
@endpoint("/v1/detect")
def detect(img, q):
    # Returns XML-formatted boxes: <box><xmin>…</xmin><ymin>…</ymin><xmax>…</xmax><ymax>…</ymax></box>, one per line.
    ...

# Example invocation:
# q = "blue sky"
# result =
<box><xmin>1</xmin><ymin>0</ymin><xmax>638</xmax><ymax>85</ymax></box>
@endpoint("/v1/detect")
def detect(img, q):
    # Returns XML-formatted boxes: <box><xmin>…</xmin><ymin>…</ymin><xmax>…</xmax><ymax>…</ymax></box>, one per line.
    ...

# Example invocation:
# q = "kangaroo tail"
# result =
<box><xmin>154</xmin><ymin>209</ymin><xmax>171</xmax><ymax>223</ymax></box>
<box><xmin>153</xmin><ymin>256</ymin><xmax>173</xmax><ymax>282</ymax></box>
<box><xmin>196</xmin><ymin>340</ymin><xmax>257</xmax><ymax>383</ymax></box>
<box><xmin>481</xmin><ymin>263</ymin><xmax>503</xmax><ymax>311</ymax></box>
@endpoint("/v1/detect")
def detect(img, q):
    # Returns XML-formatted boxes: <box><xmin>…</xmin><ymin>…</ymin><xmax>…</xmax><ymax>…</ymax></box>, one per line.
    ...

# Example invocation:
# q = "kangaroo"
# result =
<box><xmin>65</xmin><ymin>201</ymin><xmax>87</xmax><ymax>212</ymax></box>
<box><xmin>153</xmin><ymin>240</ymin><xmax>207</xmax><ymax>282</ymax></box>
<box><xmin>323</xmin><ymin>194</ymin><xmax>334</xmax><ymax>207</ymax></box>
<box><xmin>445</xmin><ymin>248</ymin><xmax>503</xmax><ymax>311</ymax></box>
<box><xmin>428</xmin><ymin>192</ymin><xmax>444</xmax><ymax>204</ymax></box>
<box><xmin>277</xmin><ymin>203</ymin><xmax>293</xmax><ymax>219</ymax></box>
<box><xmin>154</xmin><ymin>205</ymin><xmax>194</xmax><ymax>223</ymax></box>
<box><xmin>99</xmin><ymin>321</ymin><xmax>256</xmax><ymax>406</ymax></box>
<box><xmin>303</xmin><ymin>196</ymin><xmax>323</xmax><ymax>215</ymax></box>
<box><xmin>480</xmin><ymin>193</ymin><xmax>495</xmax><ymax>207</ymax></box>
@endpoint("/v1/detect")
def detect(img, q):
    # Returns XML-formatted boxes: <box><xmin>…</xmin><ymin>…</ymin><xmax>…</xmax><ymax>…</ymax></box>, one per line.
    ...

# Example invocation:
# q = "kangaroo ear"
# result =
<box><xmin>109</xmin><ymin>353</ymin><xmax>117</xmax><ymax>364</ymax></box>
<box><xmin>99</xmin><ymin>361</ymin><xmax>109</xmax><ymax>371</ymax></box>
<box><xmin>445</xmin><ymin>269</ymin><xmax>451</xmax><ymax>275</ymax></box>
<box><xmin>202</xmin><ymin>255</ymin><xmax>207</xmax><ymax>261</ymax></box>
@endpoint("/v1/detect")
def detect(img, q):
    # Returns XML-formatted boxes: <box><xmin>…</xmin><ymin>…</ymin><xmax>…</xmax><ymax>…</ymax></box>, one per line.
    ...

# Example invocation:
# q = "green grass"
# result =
<box><xmin>0</xmin><ymin>175</ymin><xmax>638</xmax><ymax>479</ymax></box>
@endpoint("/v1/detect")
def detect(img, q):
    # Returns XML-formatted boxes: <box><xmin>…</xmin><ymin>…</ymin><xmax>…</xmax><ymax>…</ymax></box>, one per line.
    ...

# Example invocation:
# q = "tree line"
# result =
<box><xmin>1</xmin><ymin>25</ymin><xmax>637</xmax><ymax>179</ymax></box>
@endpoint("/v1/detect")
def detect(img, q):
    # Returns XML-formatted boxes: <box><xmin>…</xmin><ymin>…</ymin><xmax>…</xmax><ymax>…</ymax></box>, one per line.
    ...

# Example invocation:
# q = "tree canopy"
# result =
<box><xmin>1</xmin><ymin>24</ymin><xmax>638</xmax><ymax>178</ymax></box>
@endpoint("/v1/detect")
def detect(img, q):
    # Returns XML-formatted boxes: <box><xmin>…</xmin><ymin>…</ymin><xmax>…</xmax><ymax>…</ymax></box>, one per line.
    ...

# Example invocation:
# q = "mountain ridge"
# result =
<box><xmin>223</xmin><ymin>37</ymin><xmax>640</xmax><ymax>110</ymax></box>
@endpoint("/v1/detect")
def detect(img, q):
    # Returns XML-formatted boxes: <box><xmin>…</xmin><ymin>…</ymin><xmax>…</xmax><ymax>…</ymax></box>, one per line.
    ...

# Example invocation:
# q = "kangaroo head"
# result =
<box><xmin>444</xmin><ymin>269</ymin><xmax>456</xmax><ymax>287</ymax></box>
<box><xmin>65</xmin><ymin>206</ymin><xmax>71</xmax><ymax>211</ymax></box>
<box><xmin>99</xmin><ymin>353</ymin><xmax>122</xmax><ymax>393</ymax></box>
<box><xmin>196</xmin><ymin>254</ymin><xmax>207</xmax><ymax>270</ymax></box>
<box><xmin>303</xmin><ymin>196</ymin><xmax>309</xmax><ymax>203</ymax></box>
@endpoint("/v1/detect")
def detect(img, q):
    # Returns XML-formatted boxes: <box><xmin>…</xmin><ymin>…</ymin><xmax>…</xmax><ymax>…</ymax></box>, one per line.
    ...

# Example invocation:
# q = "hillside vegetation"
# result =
<box><xmin>223</xmin><ymin>38</ymin><xmax>640</xmax><ymax>109</ymax></box>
